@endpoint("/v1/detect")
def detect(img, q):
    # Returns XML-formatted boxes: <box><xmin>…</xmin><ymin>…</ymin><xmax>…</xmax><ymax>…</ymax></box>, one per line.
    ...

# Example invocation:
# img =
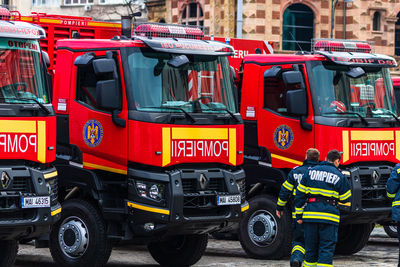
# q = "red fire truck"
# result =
<box><xmin>235</xmin><ymin>39</ymin><xmax>398</xmax><ymax>259</ymax></box>
<box><xmin>15</xmin><ymin>13</ymin><xmax>251</xmax><ymax>267</ymax></box>
<box><xmin>0</xmin><ymin>8</ymin><xmax>60</xmax><ymax>266</ymax></box>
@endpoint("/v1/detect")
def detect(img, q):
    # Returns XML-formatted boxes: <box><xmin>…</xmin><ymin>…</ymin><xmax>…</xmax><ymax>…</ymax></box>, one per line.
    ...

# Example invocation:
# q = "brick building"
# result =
<box><xmin>146</xmin><ymin>0</ymin><xmax>400</xmax><ymax>58</ymax></box>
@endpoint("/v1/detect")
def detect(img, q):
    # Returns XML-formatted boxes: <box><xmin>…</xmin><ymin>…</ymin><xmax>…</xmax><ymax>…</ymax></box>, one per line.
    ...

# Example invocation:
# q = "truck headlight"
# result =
<box><xmin>135</xmin><ymin>180</ymin><xmax>165</xmax><ymax>201</ymax></box>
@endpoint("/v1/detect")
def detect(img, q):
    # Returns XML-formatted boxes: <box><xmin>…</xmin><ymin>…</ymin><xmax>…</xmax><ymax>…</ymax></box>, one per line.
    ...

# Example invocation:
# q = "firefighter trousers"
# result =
<box><xmin>303</xmin><ymin>222</ymin><xmax>338</xmax><ymax>267</ymax></box>
<box><xmin>291</xmin><ymin>219</ymin><xmax>305</xmax><ymax>264</ymax></box>
<box><xmin>397</xmin><ymin>221</ymin><xmax>400</xmax><ymax>267</ymax></box>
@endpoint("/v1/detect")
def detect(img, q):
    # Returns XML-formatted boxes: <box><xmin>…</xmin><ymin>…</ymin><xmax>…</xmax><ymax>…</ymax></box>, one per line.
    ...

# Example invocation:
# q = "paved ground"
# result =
<box><xmin>14</xmin><ymin>227</ymin><xmax>398</xmax><ymax>267</ymax></box>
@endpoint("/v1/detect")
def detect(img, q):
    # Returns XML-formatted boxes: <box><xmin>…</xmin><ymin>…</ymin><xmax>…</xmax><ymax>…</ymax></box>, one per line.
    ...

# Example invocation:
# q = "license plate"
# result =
<box><xmin>21</xmin><ymin>196</ymin><xmax>50</xmax><ymax>209</ymax></box>
<box><xmin>217</xmin><ymin>195</ymin><xmax>241</xmax><ymax>206</ymax></box>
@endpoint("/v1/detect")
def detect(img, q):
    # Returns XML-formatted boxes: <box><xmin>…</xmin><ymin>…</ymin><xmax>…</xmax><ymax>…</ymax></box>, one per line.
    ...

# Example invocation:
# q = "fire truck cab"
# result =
<box><xmin>237</xmin><ymin>39</ymin><xmax>398</xmax><ymax>259</ymax></box>
<box><xmin>0</xmin><ymin>8</ymin><xmax>60</xmax><ymax>267</ymax></box>
<box><xmin>50</xmin><ymin>24</ymin><xmax>247</xmax><ymax>266</ymax></box>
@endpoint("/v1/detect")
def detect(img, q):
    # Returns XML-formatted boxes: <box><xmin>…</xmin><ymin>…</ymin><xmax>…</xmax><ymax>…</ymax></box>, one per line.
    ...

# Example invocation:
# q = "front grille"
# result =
<box><xmin>182</xmin><ymin>178</ymin><xmax>226</xmax><ymax>193</ymax></box>
<box><xmin>359</xmin><ymin>173</ymin><xmax>390</xmax><ymax>187</ymax></box>
<box><xmin>9</xmin><ymin>177</ymin><xmax>33</xmax><ymax>193</ymax></box>
<box><xmin>0</xmin><ymin>209</ymin><xmax>35</xmax><ymax>221</ymax></box>
<box><xmin>237</xmin><ymin>179</ymin><xmax>246</xmax><ymax>203</ymax></box>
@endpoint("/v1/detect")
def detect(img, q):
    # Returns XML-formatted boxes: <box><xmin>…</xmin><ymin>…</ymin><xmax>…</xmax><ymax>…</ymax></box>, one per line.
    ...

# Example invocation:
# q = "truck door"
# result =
<box><xmin>69</xmin><ymin>52</ymin><xmax>128</xmax><ymax>174</ymax></box>
<box><xmin>258</xmin><ymin>63</ymin><xmax>314</xmax><ymax>169</ymax></box>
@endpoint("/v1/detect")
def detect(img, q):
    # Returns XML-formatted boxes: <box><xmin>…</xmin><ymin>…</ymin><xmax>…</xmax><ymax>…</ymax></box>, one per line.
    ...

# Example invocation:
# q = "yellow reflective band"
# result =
<box><xmin>295</xmin><ymin>207</ymin><xmax>303</xmax><ymax>212</ymax></box>
<box><xmin>338</xmin><ymin>202</ymin><xmax>351</xmax><ymax>206</ymax></box>
<box><xmin>271</xmin><ymin>153</ymin><xmax>303</xmax><ymax>165</ymax></box>
<box><xmin>351</xmin><ymin>130</ymin><xmax>394</xmax><ymax>141</ymax></box>
<box><xmin>51</xmin><ymin>207</ymin><xmax>62</xmax><ymax>216</ymax></box>
<box><xmin>43</xmin><ymin>171</ymin><xmax>57</xmax><ymax>179</ymax></box>
<box><xmin>302</xmin><ymin>211</ymin><xmax>340</xmax><ymax>223</ymax></box>
<box><xmin>171</xmin><ymin>128</ymin><xmax>228</xmax><ymax>140</ymax></box>
<box><xmin>397</xmin><ymin>168</ymin><xmax>400</xmax><ymax>174</ymax></box>
<box><xmin>387</xmin><ymin>192</ymin><xmax>396</xmax><ymax>198</ymax></box>
<box><xmin>241</xmin><ymin>203</ymin><xmax>249</xmax><ymax>212</ymax></box>
<box><xmin>393</xmin><ymin>200</ymin><xmax>400</xmax><ymax>207</ymax></box>
<box><xmin>304</xmin><ymin>261</ymin><xmax>317</xmax><ymax>267</ymax></box>
<box><xmin>297</xmin><ymin>183</ymin><xmax>307</xmax><ymax>193</ymax></box>
<box><xmin>317</xmin><ymin>263</ymin><xmax>333</xmax><ymax>267</ymax></box>
<box><xmin>306</xmin><ymin>187</ymin><xmax>339</xmax><ymax>198</ymax></box>
<box><xmin>83</xmin><ymin>162</ymin><xmax>127</xmax><ymax>175</ymax></box>
<box><xmin>291</xmin><ymin>245</ymin><xmax>305</xmax><ymax>255</ymax></box>
<box><xmin>339</xmin><ymin>190</ymin><xmax>351</xmax><ymax>201</ymax></box>
<box><xmin>127</xmin><ymin>201</ymin><xmax>170</xmax><ymax>215</ymax></box>
<box><xmin>277</xmin><ymin>198</ymin><xmax>287</xmax><ymax>206</ymax></box>
<box><xmin>292</xmin><ymin>213</ymin><xmax>296</xmax><ymax>219</ymax></box>
<box><xmin>282</xmin><ymin>181</ymin><xmax>294</xmax><ymax>191</ymax></box>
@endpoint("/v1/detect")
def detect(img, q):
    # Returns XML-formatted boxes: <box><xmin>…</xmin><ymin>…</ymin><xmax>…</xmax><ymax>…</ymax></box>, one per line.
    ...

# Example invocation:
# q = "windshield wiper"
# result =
<box><xmin>323</xmin><ymin>111</ymin><xmax>368</xmax><ymax>125</ymax></box>
<box><xmin>372</xmin><ymin>109</ymin><xmax>400</xmax><ymax>124</ymax></box>
<box><xmin>143</xmin><ymin>106</ymin><xmax>196</xmax><ymax>123</ymax></box>
<box><xmin>204</xmin><ymin>107</ymin><xmax>240</xmax><ymax>122</ymax></box>
<box><xmin>0</xmin><ymin>97</ymin><xmax>50</xmax><ymax>114</ymax></box>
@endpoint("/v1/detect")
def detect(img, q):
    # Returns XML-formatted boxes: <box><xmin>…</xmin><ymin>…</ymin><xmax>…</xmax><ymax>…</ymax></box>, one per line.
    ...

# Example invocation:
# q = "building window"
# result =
<box><xmin>32</xmin><ymin>0</ymin><xmax>46</xmax><ymax>5</ymax></box>
<box><xmin>373</xmin><ymin>11</ymin><xmax>381</xmax><ymax>31</ymax></box>
<box><xmin>64</xmin><ymin>0</ymin><xmax>93</xmax><ymax>5</ymax></box>
<box><xmin>282</xmin><ymin>3</ymin><xmax>314</xmax><ymax>52</ymax></box>
<box><xmin>99</xmin><ymin>0</ymin><xmax>125</xmax><ymax>4</ymax></box>
<box><xmin>181</xmin><ymin>2</ymin><xmax>204</xmax><ymax>27</ymax></box>
<box><xmin>395</xmin><ymin>13</ymin><xmax>400</xmax><ymax>55</ymax></box>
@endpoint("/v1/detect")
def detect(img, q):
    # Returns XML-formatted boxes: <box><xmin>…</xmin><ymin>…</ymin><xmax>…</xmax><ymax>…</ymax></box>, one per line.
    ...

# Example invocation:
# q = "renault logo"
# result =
<box><xmin>1</xmin><ymin>171</ymin><xmax>10</xmax><ymax>189</ymax></box>
<box><xmin>372</xmin><ymin>170</ymin><xmax>380</xmax><ymax>185</ymax></box>
<box><xmin>199</xmin><ymin>174</ymin><xmax>207</xmax><ymax>190</ymax></box>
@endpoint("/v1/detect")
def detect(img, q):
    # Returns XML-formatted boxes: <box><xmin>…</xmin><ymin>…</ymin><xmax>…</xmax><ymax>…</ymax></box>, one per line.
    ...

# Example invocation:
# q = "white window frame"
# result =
<box><xmin>98</xmin><ymin>0</ymin><xmax>126</xmax><ymax>5</ymax></box>
<box><xmin>63</xmin><ymin>0</ymin><xmax>94</xmax><ymax>6</ymax></box>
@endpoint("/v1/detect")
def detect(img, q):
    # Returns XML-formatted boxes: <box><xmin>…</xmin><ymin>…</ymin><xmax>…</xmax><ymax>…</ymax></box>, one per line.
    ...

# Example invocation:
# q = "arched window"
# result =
<box><xmin>395</xmin><ymin>13</ymin><xmax>400</xmax><ymax>55</ymax></box>
<box><xmin>282</xmin><ymin>4</ymin><xmax>314</xmax><ymax>51</ymax></box>
<box><xmin>373</xmin><ymin>11</ymin><xmax>381</xmax><ymax>31</ymax></box>
<box><xmin>181</xmin><ymin>2</ymin><xmax>204</xmax><ymax>27</ymax></box>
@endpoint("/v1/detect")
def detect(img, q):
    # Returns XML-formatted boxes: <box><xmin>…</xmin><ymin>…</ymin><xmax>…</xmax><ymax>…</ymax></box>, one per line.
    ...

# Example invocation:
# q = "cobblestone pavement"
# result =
<box><xmin>14</xmin><ymin>228</ymin><xmax>398</xmax><ymax>267</ymax></box>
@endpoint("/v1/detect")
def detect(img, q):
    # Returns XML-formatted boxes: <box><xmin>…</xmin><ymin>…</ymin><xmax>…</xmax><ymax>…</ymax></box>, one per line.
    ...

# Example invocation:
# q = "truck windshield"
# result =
<box><xmin>124</xmin><ymin>47</ymin><xmax>237</xmax><ymax>113</ymax></box>
<box><xmin>309</xmin><ymin>61</ymin><xmax>397</xmax><ymax>118</ymax></box>
<box><xmin>0</xmin><ymin>38</ymin><xmax>48</xmax><ymax>104</ymax></box>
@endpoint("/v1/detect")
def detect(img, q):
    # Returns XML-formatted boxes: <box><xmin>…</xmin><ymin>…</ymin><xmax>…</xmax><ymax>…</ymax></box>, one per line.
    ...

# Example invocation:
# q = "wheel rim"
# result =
<box><xmin>247</xmin><ymin>209</ymin><xmax>277</xmax><ymax>247</ymax></box>
<box><xmin>58</xmin><ymin>216</ymin><xmax>89</xmax><ymax>258</ymax></box>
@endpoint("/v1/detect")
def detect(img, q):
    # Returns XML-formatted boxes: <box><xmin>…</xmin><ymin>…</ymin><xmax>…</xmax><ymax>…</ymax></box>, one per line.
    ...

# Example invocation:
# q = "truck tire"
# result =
<box><xmin>147</xmin><ymin>234</ymin><xmax>208</xmax><ymax>266</ymax></box>
<box><xmin>383</xmin><ymin>225</ymin><xmax>398</xmax><ymax>238</ymax></box>
<box><xmin>49</xmin><ymin>199</ymin><xmax>112</xmax><ymax>267</ymax></box>
<box><xmin>0</xmin><ymin>240</ymin><xmax>18</xmax><ymax>267</ymax></box>
<box><xmin>238</xmin><ymin>195</ymin><xmax>291</xmax><ymax>259</ymax></box>
<box><xmin>335</xmin><ymin>223</ymin><xmax>372</xmax><ymax>255</ymax></box>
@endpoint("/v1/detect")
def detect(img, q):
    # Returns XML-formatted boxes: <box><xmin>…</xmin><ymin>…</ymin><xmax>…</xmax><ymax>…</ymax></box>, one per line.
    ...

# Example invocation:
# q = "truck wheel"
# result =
<box><xmin>0</xmin><ymin>240</ymin><xmax>18</xmax><ymax>267</ymax></box>
<box><xmin>238</xmin><ymin>195</ymin><xmax>291</xmax><ymax>259</ymax></box>
<box><xmin>335</xmin><ymin>223</ymin><xmax>372</xmax><ymax>255</ymax></box>
<box><xmin>383</xmin><ymin>225</ymin><xmax>398</xmax><ymax>238</ymax></box>
<box><xmin>49</xmin><ymin>199</ymin><xmax>112</xmax><ymax>267</ymax></box>
<box><xmin>147</xmin><ymin>234</ymin><xmax>208</xmax><ymax>266</ymax></box>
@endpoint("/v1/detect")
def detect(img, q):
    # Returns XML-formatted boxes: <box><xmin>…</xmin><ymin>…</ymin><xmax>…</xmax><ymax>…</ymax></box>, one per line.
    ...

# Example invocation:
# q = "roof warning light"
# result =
<box><xmin>0</xmin><ymin>8</ymin><xmax>10</xmax><ymax>21</ymax></box>
<box><xmin>134</xmin><ymin>23</ymin><xmax>204</xmax><ymax>40</ymax></box>
<box><xmin>313</xmin><ymin>39</ymin><xmax>372</xmax><ymax>53</ymax></box>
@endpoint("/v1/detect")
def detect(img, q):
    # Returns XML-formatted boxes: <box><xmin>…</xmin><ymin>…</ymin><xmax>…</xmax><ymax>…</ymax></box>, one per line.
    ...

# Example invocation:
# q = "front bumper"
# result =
<box><xmin>0</xmin><ymin>165</ymin><xmax>61</xmax><ymax>240</ymax></box>
<box><xmin>340</xmin><ymin>165</ymin><xmax>393</xmax><ymax>224</ymax></box>
<box><xmin>126</xmin><ymin>167</ymin><xmax>247</xmax><ymax>238</ymax></box>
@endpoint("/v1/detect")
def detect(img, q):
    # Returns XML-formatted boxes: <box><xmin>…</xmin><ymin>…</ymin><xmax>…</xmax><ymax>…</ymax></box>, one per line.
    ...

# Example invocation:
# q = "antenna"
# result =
<box><xmin>288</xmin><ymin>31</ymin><xmax>304</xmax><ymax>53</ymax></box>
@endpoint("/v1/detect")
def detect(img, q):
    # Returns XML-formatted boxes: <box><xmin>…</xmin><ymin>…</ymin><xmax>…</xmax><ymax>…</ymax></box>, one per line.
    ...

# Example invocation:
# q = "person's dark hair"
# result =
<box><xmin>327</xmin><ymin>149</ymin><xmax>341</xmax><ymax>162</ymax></box>
<box><xmin>306</xmin><ymin>148</ymin><xmax>320</xmax><ymax>162</ymax></box>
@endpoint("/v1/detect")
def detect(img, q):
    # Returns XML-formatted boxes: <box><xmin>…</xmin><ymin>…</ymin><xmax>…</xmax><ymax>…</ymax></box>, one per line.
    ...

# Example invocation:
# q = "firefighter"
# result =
<box><xmin>295</xmin><ymin>149</ymin><xmax>351</xmax><ymax>267</ymax></box>
<box><xmin>276</xmin><ymin>148</ymin><xmax>320</xmax><ymax>267</ymax></box>
<box><xmin>386</xmin><ymin>163</ymin><xmax>400</xmax><ymax>267</ymax></box>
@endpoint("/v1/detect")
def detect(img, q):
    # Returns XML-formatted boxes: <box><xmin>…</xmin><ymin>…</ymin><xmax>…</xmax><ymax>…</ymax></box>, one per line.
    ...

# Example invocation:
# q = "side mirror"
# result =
<box><xmin>264</xmin><ymin>66</ymin><xmax>281</xmax><ymax>79</ymax></box>
<box><xmin>93</xmin><ymin>58</ymin><xmax>117</xmax><ymax>76</ymax></box>
<box><xmin>286</xmin><ymin>89</ymin><xmax>307</xmax><ymax>116</ymax></box>
<box><xmin>41</xmin><ymin>51</ymin><xmax>50</xmax><ymax>68</ymax></box>
<box><xmin>282</xmin><ymin>70</ymin><xmax>305</xmax><ymax>89</ymax></box>
<box><xmin>74</xmin><ymin>52</ymin><xmax>95</xmax><ymax>67</ymax></box>
<box><xmin>96</xmin><ymin>80</ymin><xmax>120</xmax><ymax>110</ymax></box>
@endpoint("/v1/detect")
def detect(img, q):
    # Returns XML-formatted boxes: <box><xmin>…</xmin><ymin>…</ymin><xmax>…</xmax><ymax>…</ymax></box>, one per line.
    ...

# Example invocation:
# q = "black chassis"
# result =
<box><xmin>54</xmin><ymin>162</ymin><xmax>247</xmax><ymax>243</ymax></box>
<box><xmin>0</xmin><ymin>164</ymin><xmax>60</xmax><ymax>240</ymax></box>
